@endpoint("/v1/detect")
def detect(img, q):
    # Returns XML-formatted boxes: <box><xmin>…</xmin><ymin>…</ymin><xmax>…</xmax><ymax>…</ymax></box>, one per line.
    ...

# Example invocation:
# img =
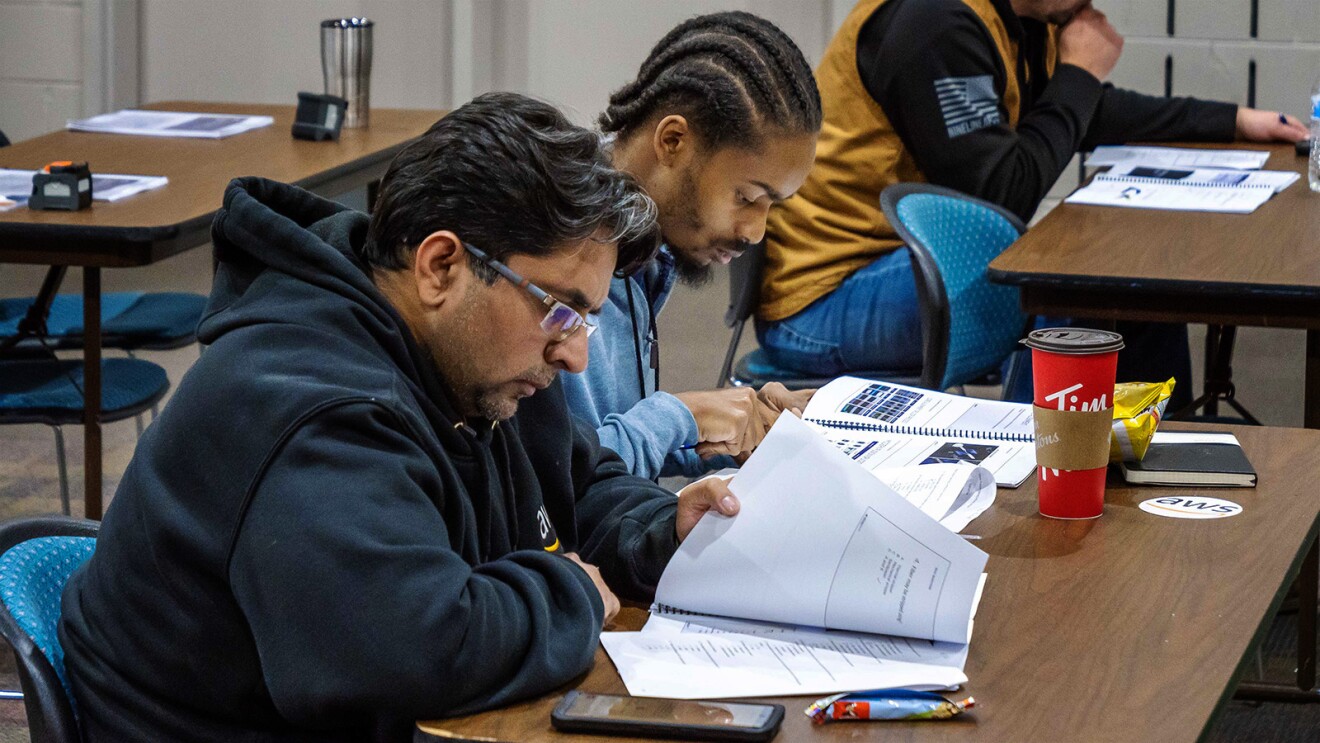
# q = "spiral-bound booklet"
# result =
<box><xmin>802</xmin><ymin>376</ymin><xmax>1036</xmax><ymax>487</ymax></box>
<box><xmin>601</xmin><ymin>414</ymin><xmax>987</xmax><ymax>699</ymax></box>
<box><xmin>1065</xmin><ymin>163</ymin><xmax>1299</xmax><ymax>214</ymax></box>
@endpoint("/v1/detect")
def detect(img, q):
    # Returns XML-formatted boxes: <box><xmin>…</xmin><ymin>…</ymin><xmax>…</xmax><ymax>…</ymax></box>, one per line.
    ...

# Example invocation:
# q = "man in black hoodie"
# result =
<box><xmin>59</xmin><ymin>93</ymin><xmax>741</xmax><ymax>742</ymax></box>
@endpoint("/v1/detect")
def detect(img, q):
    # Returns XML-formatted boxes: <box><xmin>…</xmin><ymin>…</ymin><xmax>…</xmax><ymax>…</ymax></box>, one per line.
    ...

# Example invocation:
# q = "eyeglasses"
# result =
<box><xmin>462</xmin><ymin>242</ymin><xmax>598</xmax><ymax>342</ymax></box>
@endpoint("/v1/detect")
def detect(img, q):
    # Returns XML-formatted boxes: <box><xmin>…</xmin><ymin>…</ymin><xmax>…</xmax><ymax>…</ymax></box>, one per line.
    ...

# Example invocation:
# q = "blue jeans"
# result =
<box><xmin>758</xmin><ymin>248</ymin><xmax>1193</xmax><ymax>410</ymax></box>
<box><xmin>756</xmin><ymin>248</ymin><xmax>922</xmax><ymax>375</ymax></box>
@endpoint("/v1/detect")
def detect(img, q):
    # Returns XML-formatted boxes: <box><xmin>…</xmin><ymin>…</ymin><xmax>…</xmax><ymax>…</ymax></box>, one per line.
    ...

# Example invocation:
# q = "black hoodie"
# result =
<box><xmin>59</xmin><ymin>178</ymin><xmax>681</xmax><ymax>742</ymax></box>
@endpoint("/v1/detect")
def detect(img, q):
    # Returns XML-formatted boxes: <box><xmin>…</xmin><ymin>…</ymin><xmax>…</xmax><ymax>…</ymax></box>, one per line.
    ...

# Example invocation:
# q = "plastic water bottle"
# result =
<box><xmin>1311</xmin><ymin>77</ymin><xmax>1320</xmax><ymax>192</ymax></box>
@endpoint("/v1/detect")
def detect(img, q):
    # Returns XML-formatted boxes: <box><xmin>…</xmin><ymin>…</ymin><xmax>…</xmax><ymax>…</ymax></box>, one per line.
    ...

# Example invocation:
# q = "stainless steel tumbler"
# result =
<box><xmin>321</xmin><ymin>17</ymin><xmax>373</xmax><ymax>128</ymax></box>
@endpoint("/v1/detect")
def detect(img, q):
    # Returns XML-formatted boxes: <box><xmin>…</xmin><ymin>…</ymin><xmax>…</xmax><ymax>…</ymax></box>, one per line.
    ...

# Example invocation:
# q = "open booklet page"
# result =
<box><xmin>652</xmin><ymin>413</ymin><xmax>988</xmax><ymax>642</ymax></box>
<box><xmin>1064</xmin><ymin>178</ymin><xmax>1275</xmax><ymax>214</ymax></box>
<box><xmin>803</xmin><ymin>376</ymin><xmax>1034</xmax><ymax>439</ymax></box>
<box><xmin>601</xmin><ymin>608</ymin><xmax>971</xmax><ymax>699</ymax></box>
<box><xmin>1085</xmin><ymin>145</ymin><xmax>1270</xmax><ymax>170</ymax></box>
<box><xmin>1100</xmin><ymin>163</ymin><xmax>1298</xmax><ymax>192</ymax></box>
<box><xmin>68</xmin><ymin>110</ymin><xmax>274</xmax><ymax>139</ymax></box>
<box><xmin>816</xmin><ymin>424</ymin><xmax>1034</xmax><ymax>489</ymax></box>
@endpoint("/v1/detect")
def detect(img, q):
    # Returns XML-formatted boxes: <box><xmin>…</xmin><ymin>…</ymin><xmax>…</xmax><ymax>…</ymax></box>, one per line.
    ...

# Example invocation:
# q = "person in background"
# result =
<box><xmin>759</xmin><ymin>0</ymin><xmax>1309</xmax><ymax>407</ymax></box>
<box><xmin>60</xmin><ymin>93</ymin><xmax>740</xmax><ymax>742</ymax></box>
<box><xmin>562</xmin><ymin>11</ymin><xmax>822</xmax><ymax>480</ymax></box>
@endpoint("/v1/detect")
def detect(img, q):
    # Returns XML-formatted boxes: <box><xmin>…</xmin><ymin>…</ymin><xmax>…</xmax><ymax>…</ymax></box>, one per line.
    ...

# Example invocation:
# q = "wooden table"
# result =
<box><xmin>0</xmin><ymin>101</ymin><xmax>442</xmax><ymax>518</ymax></box>
<box><xmin>987</xmin><ymin>142</ymin><xmax>1320</xmax><ymax>427</ymax></box>
<box><xmin>417</xmin><ymin>423</ymin><xmax>1320</xmax><ymax>743</ymax></box>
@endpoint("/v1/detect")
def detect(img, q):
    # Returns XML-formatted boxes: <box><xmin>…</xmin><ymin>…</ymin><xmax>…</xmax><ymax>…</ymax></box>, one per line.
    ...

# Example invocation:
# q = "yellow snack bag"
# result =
<box><xmin>1109</xmin><ymin>378</ymin><xmax>1175</xmax><ymax>463</ymax></box>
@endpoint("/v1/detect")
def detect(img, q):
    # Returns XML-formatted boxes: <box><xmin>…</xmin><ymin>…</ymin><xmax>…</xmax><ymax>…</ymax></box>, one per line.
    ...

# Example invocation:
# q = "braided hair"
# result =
<box><xmin>599</xmin><ymin>11</ymin><xmax>821</xmax><ymax>149</ymax></box>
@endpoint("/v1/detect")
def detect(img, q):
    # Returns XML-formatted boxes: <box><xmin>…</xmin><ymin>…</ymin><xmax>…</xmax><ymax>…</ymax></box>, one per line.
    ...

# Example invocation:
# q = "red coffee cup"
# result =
<box><xmin>1023</xmin><ymin>328</ymin><xmax>1124</xmax><ymax>519</ymax></box>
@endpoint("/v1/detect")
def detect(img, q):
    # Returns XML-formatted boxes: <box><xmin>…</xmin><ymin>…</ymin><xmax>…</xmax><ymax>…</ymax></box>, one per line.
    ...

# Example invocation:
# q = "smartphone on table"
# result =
<box><xmin>550</xmin><ymin>690</ymin><xmax>784</xmax><ymax>742</ymax></box>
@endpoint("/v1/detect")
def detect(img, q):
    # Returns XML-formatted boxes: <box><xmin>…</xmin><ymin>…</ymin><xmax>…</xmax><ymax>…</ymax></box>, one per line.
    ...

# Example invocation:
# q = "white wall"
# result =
<box><xmin>139</xmin><ymin>0</ymin><xmax>451</xmax><ymax>111</ymax></box>
<box><xmin>130</xmin><ymin>0</ymin><xmax>836</xmax><ymax>130</ymax></box>
<box><xmin>0</xmin><ymin>0</ymin><xmax>137</xmax><ymax>143</ymax></box>
<box><xmin>5</xmin><ymin>2</ymin><xmax>1317</xmax><ymax>171</ymax></box>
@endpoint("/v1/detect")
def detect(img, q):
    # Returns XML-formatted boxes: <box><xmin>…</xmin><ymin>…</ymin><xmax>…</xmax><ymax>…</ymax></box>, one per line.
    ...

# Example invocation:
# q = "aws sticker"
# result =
<box><xmin>1138</xmin><ymin>496</ymin><xmax>1242</xmax><ymax>519</ymax></box>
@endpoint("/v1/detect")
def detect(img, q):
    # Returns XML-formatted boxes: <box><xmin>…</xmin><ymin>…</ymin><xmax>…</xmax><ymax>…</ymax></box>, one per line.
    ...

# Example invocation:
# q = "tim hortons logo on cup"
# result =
<box><xmin>1038</xmin><ymin>383</ymin><xmax>1109</xmax><ymax>480</ymax></box>
<box><xmin>1044</xmin><ymin>382</ymin><xmax>1108</xmax><ymax>412</ymax></box>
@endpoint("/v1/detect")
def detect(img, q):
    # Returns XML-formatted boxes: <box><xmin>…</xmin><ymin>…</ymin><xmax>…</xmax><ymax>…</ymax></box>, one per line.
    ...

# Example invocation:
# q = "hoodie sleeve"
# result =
<box><xmin>596</xmin><ymin>390</ymin><xmax>700</xmax><ymax>480</ymax></box>
<box><xmin>567</xmin><ymin>416</ymin><xmax>682</xmax><ymax>601</ymax></box>
<box><xmin>228</xmin><ymin>401</ymin><xmax>605</xmax><ymax>728</ymax></box>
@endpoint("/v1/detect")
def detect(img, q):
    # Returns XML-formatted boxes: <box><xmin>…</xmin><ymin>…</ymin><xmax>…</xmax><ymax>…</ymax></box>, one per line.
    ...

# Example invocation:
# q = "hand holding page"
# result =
<box><xmin>656</xmin><ymin>413</ymin><xmax>988</xmax><ymax>643</ymax></box>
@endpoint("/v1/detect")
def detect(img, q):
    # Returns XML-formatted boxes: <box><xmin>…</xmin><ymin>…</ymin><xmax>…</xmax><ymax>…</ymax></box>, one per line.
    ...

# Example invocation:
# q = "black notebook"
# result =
<box><xmin>1120</xmin><ymin>432</ymin><xmax>1256</xmax><ymax>487</ymax></box>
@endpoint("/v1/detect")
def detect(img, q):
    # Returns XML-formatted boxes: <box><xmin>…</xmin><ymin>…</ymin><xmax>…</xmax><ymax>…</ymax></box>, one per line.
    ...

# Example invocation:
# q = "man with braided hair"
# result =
<box><xmin>758</xmin><ymin>0</ymin><xmax>1307</xmax><ymax>407</ymax></box>
<box><xmin>562</xmin><ymin>11</ymin><xmax>822</xmax><ymax>480</ymax></box>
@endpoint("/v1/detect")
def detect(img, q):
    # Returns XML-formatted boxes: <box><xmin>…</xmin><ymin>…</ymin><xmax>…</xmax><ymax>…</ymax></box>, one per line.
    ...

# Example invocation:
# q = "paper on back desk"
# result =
<box><xmin>655</xmin><ymin>413</ymin><xmax>988</xmax><ymax>644</ymax></box>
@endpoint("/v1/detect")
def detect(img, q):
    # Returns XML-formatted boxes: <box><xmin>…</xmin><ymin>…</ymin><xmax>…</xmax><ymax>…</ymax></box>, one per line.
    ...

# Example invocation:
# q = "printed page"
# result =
<box><xmin>1086</xmin><ymin>145</ymin><xmax>1270</xmax><ymax>170</ymax></box>
<box><xmin>1</xmin><ymin>169</ymin><xmax>170</xmax><ymax>203</ymax></box>
<box><xmin>816</xmin><ymin>424</ymin><xmax>1034</xmax><ymax>489</ymax></box>
<box><xmin>656</xmin><ymin>413</ymin><xmax>988</xmax><ymax>644</ymax></box>
<box><xmin>67</xmin><ymin>109</ymin><xmax>274</xmax><ymax>139</ymax></box>
<box><xmin>1065</xmin><ymin>178</ymin><xmax>1273</xmax><ymax>214</ymax></box>
<box><xmin>1103</xmin><ymin>163</ymin><xmax>1299</xmax><ymax>193</ymax></box>
<box><xmin>803</xmin><ymin>376</ymin><xmax>1034</xmax><ymax>439</ymax></box>
<box><xmin>601</xmin><ymin>626</ymin><xmax>967</xmax><ymax>699</ymax></box>
<box><xmin>870</xmin><ymin>464</ymin><xmax>998</xmax><ymax>532</ymax></box>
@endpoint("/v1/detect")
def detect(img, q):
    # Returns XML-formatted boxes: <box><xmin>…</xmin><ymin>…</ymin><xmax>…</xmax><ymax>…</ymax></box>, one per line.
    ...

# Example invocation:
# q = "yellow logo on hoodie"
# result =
<box><xmin>537</xmin><ymin>505</ymin><xmax>560</xmax><ymax>552</ymax></box>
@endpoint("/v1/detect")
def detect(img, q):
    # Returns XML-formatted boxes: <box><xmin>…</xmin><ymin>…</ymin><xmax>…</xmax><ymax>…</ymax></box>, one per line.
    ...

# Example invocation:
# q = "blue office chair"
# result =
<box><xmin>0</xmin><ymin>358</ymin><xmax>169</xmax><ymax>515</ymax></box>
<box><xmin>0</xmin><ymin>134</ymin><xmax>206</xmax><ymax>354</ymax></box>
<box><xmin>879</xmin><ymin>183</ymin><xmax>1030</xmax><ymax>395</ymax></box>
<box><xmin>0</xmin><ymin>516</ymin><xmax>99</xmax><ymax>743</ymax></box>
<box><xmin>0</xmin><ymin>291</ymin><xmax>206</xmax><ymax>352</ymax></box>
<box><xmin>717</xmin><ymin>240</ymin><xmax>924</xmax><ymax>390</ymax></box>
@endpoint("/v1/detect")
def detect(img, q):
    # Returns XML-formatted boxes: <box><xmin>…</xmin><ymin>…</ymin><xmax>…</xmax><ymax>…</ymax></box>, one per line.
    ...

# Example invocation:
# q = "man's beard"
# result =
<box><xmin>661</xmin><ymin>167</ymin><xmax>746</xmax><ymax>288</ymax></box>
<box><xmin>430</xmin><ymin>284</ymin><xmax>556</xmax><ymax>421</ymax></box>
<box><xmin>471</xmin><ymin>366</ymin><xmax>556</xmax><ymax>421</ymax></box>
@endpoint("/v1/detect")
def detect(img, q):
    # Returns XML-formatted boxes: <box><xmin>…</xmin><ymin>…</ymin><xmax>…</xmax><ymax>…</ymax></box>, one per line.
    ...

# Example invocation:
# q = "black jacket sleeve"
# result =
<box><xmin>228</xmin><ymin>401</ymin><xmax>606</xmax><ymax>729</ymax></box>
<box><xmin>861</xmin><ymin>0</ymin><xmax>1238</xmax><ymax>222</ymax></box>
<box><xmin>1082</xmin><ymin>85</ymin><xmax>1238</xmax><ymax>149</ymax></box>
<box><xmin>568</xmin><ymin>415</ymin><xmax>680</xmax><ymax>600</ymax></box>
<box><xmin>516</xmin><ymin>380</ymin><xmax>681</xmax><ymax>603</ymax></box>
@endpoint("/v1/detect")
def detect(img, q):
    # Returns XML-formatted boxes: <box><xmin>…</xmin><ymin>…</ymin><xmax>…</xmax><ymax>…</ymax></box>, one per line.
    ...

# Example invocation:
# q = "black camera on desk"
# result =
<box><xmin>30</xmin><ymin>161</ymin><xmax>92</xmax><ymax>211</ymax></box>
<box><xmin>292</xmin><ymin>92</ymin><xmax>349</xmax><ymax>141</ymax></box>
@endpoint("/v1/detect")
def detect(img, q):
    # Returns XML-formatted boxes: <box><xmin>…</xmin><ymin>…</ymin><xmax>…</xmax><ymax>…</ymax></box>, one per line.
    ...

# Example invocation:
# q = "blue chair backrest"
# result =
<box><xmin>894</xmin><ymin>192</ymin><xmax>1025</xmax><ymax>389</ymax></box>
<box><xmin>0</xmin><ymin>536</ymin><xmax>96</xmax><ymax>707</ymax></box>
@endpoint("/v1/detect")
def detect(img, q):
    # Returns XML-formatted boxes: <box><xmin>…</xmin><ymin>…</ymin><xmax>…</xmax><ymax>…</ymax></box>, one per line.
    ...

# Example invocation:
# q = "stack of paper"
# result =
<box><xmin>0</xmin><ymin>169</ymin><xmax>168</xmax><ymax>204</ymax></box>
<box><xmin>602</xmin><ymin>414</ymin><xmax>989</xmax><ymax>700</ymax></box>
<box><xmin>68</xmin><ymin>110</ymin><xmax>273</xmax><ymax>140</ymax></box>
<box><xmin>1070</xmin><ymin>146</ymin><xmax>1297</xmax><ymax>214</ymax></box>
<box><xmin>1086</xmin><ymin>145</ymin><xmax>1271</xmax><ymax>170</ymax></box>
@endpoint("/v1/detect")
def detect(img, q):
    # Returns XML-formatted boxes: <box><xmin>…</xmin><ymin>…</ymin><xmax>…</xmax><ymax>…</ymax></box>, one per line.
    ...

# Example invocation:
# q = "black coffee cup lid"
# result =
<box><xmin>1021</xmin><ymin>328</ymin><xmax>1124</xmax><ymax>354</ymax></box>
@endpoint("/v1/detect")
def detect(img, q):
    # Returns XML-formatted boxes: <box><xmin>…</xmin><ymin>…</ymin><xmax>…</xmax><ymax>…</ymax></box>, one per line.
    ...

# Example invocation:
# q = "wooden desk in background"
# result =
<box><xmin>418</xmin><ymin>424</ymin><xmax>1320</xmax><ymax>743</ymax></box>
<box><xmin>988</xmin><ymin>142</ymin><xmax>1320</xmax><ymax>427</ymax></box>
<box><xmin>0</xmin><ymin>102</ymin><xmax>442</xmax><ymax>518</ymax></box>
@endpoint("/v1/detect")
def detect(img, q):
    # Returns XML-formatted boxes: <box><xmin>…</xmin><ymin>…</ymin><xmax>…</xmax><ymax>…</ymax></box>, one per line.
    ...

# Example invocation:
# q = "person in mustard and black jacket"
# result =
<box><xmin>760</xmin><ymin>0</ymin><xmax>1308</xmax><ymax>406</ymax></box>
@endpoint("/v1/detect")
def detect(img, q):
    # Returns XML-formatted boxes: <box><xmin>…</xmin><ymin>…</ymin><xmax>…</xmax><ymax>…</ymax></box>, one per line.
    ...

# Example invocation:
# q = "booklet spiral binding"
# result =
<box><xmin>1094</xmin><ymin>174</ymin><xmax>1275</xmax><ymax>190</ymax></box>
<box><xmin>805</xmin><ymin>418</ymin><xmax>1034</xmax><ymax>442</ymax></box>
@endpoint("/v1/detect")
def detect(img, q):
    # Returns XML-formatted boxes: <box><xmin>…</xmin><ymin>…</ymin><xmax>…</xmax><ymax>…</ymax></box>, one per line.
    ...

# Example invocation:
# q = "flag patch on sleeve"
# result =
<box><xmin>934</xmin><ymin>75</ymin><xmax>1001</xmax><ymax>138</ymax></box>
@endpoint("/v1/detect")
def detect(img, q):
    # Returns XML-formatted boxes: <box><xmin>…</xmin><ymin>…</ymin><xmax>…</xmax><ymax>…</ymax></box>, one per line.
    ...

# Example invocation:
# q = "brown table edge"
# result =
<box><xmin>1200</xmin><ymin>519</ymin><xmax>1320</xmax><ymax>741</ymax></box>
<box><xmin>0</xmin><ymin>125</ymin><xmax>411</xmax><ymax>267</ymax></box>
